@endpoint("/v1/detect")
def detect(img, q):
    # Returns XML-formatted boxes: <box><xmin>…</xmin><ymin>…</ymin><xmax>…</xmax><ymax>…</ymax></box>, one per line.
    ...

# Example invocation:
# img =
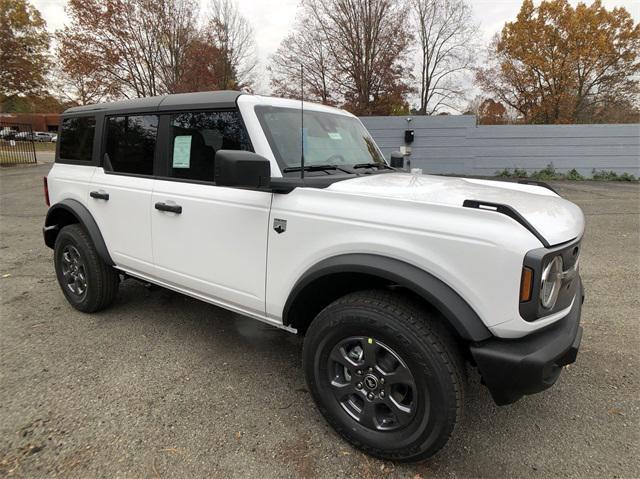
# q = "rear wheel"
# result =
<box><xmin>54</xmin><ymin>224</ymin><xmax>119</xmax><ymax>312</ymax></box>
<box><xmin>303</xmin><ymin>290</ymin><xmax>465</xmax><ymax>462</ymax></box>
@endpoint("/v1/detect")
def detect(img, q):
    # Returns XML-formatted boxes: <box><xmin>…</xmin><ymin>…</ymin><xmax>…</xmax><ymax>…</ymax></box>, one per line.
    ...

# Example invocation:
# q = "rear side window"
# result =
<box><xmin>167</xmin><ymin>111</ymin><xmax>251</xmax><ymax>182</ymax></box>
<box><xmin>105</xmin><ymin>115</ymin><xmax>158</xmax><ymax>175</ymax></box>
<box><xmin>59</xmin><ymin>116</ymin><xmax>95</xmax><ymax>162</ymax></box>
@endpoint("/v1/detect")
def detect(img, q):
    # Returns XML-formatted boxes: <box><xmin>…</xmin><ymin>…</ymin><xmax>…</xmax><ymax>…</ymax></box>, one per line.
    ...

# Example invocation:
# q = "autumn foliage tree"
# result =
<box><xmin>477</xmin><ymin>98</ymin><xmax>508</xmax><ymax>125</ymax></box>
<box><xmin>477</xmin><ymin>0</ymin><xmax>640</xmax><ymax>124</ymax></box>
<box><xmin>58</xmin><ymin>0</ymin><xmax>190</xmax><ymax>100</ymax></box>
<box><xmin>270</xmin><ymin>0</ymin><xmax>412</xmax><ymax>116</ymax></box>
<box><xmin>0</xmin><ymin>0</ymin><xmax>50</xmax><ymax>98</ymax></box>
<box><xmin>176</xmin><ymin>40</ymin><xmax>227</xmax><ymax>94</ymax></box>
<box><xmin>56</xmin><ymin>0</ymin><xmax>255</xmax><ymax>103</ymax></box>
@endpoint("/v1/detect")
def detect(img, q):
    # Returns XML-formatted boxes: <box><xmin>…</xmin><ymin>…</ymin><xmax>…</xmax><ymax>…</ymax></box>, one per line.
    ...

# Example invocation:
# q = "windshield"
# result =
<box><xmin>255</xmin><ymin>106</ymin><xmax>385</xmax><ymax>174</ymax></box>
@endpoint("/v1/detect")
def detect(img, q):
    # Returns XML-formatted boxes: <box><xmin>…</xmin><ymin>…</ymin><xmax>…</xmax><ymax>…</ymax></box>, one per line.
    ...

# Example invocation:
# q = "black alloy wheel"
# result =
<box><xmin>328</xmin><ymin>336</ymin><xmax>418</xmax><ymax>431</ymax></box>
<box><xmin>60</xmin><ymin>244</ymin><xmax>88</xmax><ymax>299</ymax></box>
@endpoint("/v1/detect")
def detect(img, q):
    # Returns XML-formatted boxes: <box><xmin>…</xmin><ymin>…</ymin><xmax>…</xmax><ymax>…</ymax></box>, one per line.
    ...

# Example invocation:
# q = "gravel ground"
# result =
<box><xmin>1</xmin><ymin>164</ymin><xmax>638</xmax><ymax>478</ymax></box>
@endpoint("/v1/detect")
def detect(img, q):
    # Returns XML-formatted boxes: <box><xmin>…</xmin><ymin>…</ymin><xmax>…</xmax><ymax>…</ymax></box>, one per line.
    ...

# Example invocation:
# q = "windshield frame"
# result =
<box><xmin>254</xmin><ymin>105</ymin><xmax>386</xmax><ymax>176</ymax></box>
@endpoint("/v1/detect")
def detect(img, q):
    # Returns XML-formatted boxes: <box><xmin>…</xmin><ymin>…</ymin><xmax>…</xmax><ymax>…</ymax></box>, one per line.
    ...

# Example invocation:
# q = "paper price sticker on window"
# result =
<box><xmin>173</xmin><ymin>135</ymin><xmax>192</xmax><ymax>168</ymax></box>
<box><xmin>328</xmin><ymin>132</ymin><xmax>342</xmax><ymax>140</ymax></box>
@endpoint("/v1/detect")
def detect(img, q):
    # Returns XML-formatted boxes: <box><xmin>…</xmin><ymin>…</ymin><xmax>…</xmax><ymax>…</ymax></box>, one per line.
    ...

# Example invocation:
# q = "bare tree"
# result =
<box><xmin>302</xmin><ymin>0</ymin><xmax>412</xmax><ymax>115</ymax></box>
<box><xmin>269</xmin><ymin>13</ymin><xmax>336</xmax><ymax>105</ymax></box>
<box><xmin>206</xmin><ymin>0</ymin><xmax>256</xmax><ymax>90</ymax></box>
<box><xmin>412</xmin><ymin>0</ymin><xmax>478</xmax><ymax>114</ymax></box>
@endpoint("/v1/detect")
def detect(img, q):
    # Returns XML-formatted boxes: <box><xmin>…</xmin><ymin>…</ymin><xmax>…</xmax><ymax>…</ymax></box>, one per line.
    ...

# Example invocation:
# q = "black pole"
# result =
<box><xmin>300</xmin><ymin>64</ymin><xmax>304</xmax><ymax>180</ymax></box>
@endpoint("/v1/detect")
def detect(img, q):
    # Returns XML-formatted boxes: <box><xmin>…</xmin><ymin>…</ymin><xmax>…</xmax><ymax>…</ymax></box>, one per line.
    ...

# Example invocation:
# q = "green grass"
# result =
<box><xmin>33</xmin><ymin>142</ymin><xmax>56</xmax><ymax>151</ymax></box>
<box><xmin>564</xmin><ymin>168</ymin><xmax>585</xmax><ymax>181</ymax></box>
<box><xmin>0</xmin><ymin>140</ymin><xmax>55</xmax><ymax>151</ymax></box>
<box><xmin>529</xmin><ymin>164</ymin><xmax>560</xmax><ymax>181</ymax></box>
<box><xmin>495</xmin><ymin>164</ymin><xmax>636</xmax><ymax>181</ymax></box>
<box><xmin>591</xmin><ymin>169</ymin><xmax>638</xmax><ymax>181</ymax></box>
<box><xmin>497</xmin><ymin>168</ymin><xmax>529</xmax><ymax>178</ymax></box>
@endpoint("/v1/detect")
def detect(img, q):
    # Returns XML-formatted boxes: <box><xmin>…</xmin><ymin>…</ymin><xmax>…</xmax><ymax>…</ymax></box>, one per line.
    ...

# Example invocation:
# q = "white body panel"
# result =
<box><xmin>88</xmin><ymin>169</ymin><xmax>156</xmax><ymax>277</ymax></box>
<box><xmin>328</xmin><ymin>173</ymin><xmax>584</xmax><ymax>247</ymax></box>
<box><xmin>47</xmin><ymin>164</ymin><xmax>95</xmax><ymax>207</ymax></box>
<box><xmin>264</xmin><ymin>184</ymin><xmax>579</xmax><ymax>339</ymax></box>
<box><xmin>151</xmin><ymin>178</ymin><xmax>271</xmax><ymax>316</ymax></box>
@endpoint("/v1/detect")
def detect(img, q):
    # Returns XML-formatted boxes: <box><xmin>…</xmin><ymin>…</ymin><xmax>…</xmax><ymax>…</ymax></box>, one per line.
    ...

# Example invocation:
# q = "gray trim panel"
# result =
<box><xmin>62</xmin><ymin>91</ymin><xmax>242</xmax><ymax>116</ymax></box>
<box><xmin>283</xmin><ymin>253</ymin><xmax>492</xmax><ymax>341</ymax></box>
<box><xmin>44</xmin><ymin>199</ymin><xmax>114</xmax><ymax>265</ymax></box>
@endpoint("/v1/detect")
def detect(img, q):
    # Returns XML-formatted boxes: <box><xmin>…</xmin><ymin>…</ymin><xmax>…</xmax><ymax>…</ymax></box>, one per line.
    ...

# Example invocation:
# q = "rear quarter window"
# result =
<box><xmin>59</xmin><ymin>116</ymin><xmax>96</xmax><ymax>162</ymax></box>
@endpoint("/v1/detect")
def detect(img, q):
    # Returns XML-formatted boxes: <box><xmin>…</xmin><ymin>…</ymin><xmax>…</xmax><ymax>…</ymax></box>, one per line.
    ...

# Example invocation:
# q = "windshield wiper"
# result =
<box><xmin>352</xmin><ymin>162</ymin><xmax>394</xmax><ymax>170</ymax></box>
<box><xmin>283</xmin><ymin>164</ymin><xmax>352</xmax><ymax>174</ymax></box>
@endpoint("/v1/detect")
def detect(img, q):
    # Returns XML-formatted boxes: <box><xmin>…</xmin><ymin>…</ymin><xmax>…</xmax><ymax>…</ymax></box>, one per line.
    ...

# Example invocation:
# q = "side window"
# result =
<box><xmin>167</xmin><ymin>110</ymin><xmax>251</xmax><ymax>182</ymax></box>
<box><xmin>105</xmin><ymin>115</ymin><xmax>158</xmax><ymax>175</ymax></box>
<box><xmin>59</xmin><ymin>116</ymin><xmax>95</xmax><ymax>162</ymax></box>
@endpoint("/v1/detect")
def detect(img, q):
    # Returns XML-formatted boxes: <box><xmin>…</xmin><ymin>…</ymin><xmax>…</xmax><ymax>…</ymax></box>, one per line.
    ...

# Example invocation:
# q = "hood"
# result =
<box><xmin>327</xmin><ymin>173</ymin><xmax>584</xmax><ymax>246</ymax></box>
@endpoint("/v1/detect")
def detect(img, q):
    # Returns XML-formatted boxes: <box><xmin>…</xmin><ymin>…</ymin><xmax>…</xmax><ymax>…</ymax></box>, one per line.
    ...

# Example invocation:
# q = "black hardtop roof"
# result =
<box><xmin>62</xmin><ymin>90</ymin><xmax>243</xmax><ymax>116</ymax></box>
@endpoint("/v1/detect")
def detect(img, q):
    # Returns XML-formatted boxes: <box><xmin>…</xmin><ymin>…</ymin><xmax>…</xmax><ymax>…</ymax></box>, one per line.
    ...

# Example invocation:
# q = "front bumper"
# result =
<box><xmin>470</xmin><ymin>280</ymin><xmax>583</xmax><ymax>405</ymax></box>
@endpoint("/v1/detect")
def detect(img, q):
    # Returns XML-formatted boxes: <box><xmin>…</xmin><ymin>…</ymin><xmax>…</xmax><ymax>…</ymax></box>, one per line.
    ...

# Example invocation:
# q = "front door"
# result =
<box><xmin>151</xmin><ymin>110</ymin><xmax>271</xmax><ymax>316</ymax></box>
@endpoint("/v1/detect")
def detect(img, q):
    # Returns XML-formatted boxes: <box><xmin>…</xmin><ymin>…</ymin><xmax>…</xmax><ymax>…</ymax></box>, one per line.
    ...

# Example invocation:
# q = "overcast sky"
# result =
<box><xmin>32</xmin><ymin>0</ymin><xmax>640</xmax><ymax>96</ymax></box>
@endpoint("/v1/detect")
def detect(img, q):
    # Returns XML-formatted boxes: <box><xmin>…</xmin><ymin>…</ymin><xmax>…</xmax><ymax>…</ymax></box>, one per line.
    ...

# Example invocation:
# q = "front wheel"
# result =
<box><xmin>303</xmin><ymin>290</ymin><xmax>465</xmax><ymax>462</ymax></box>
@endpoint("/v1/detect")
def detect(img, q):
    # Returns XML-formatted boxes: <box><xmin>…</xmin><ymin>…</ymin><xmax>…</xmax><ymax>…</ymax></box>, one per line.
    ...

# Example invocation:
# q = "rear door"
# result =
<box><xmin>88</xmin><ymin>114</ymin><xmax>158</xmax><ymax>277</ymax></box>
<box><xmin>151</xmin><ymin>110</ymin><xmax>271</xmax><ymax>316</ymax></box>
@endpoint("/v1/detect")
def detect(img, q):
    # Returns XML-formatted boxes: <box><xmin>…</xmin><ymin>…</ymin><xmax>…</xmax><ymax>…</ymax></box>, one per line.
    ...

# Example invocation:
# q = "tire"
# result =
<box><xmin>54</xmin><ymin>224</ymin><xmax>119</xmax><ymax>313</ymax></box>
<box><xmin>303</xmin><ymin>290</ymin><xmax>465</xmax><ymax>462</ymax></box>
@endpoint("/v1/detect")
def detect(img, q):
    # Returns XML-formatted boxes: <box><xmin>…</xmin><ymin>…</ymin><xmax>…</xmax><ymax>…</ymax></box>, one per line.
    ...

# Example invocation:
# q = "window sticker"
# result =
<box><xmin>173</xmin><ymin>135</ymin><xmax>192</xmax><ymax>168</ymax></box>
<box><xmin>328</xmin><ymin>132</ymin><xmax>342</xmax><ymax>140</ymax></box>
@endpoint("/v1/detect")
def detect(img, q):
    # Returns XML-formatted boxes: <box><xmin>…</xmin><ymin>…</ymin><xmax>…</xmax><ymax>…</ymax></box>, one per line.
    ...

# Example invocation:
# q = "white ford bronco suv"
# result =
<box><xmin>43</xmin><ymin>91</ymin><xmax>584</xmax><ymax>461</ymax></box>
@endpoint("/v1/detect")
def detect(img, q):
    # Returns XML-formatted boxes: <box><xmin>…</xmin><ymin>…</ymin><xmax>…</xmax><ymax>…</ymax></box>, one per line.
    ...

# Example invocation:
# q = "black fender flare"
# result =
<box><xmin>43</xmin><ymin>199</ymin><xmax>114</xmax><ymax>266</ymax></box>
<box><xmin>283</xmin><ymin>254</ymin><xmax>492</xmax><ymax>342</ymax></box>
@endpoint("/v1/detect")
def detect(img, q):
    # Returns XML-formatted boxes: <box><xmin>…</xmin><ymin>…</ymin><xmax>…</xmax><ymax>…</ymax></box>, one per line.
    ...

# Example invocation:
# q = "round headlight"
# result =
<box><xmin>540</xmin><ymin>255</ymin><xmax>563</xmax><ymax>309</ymax></box>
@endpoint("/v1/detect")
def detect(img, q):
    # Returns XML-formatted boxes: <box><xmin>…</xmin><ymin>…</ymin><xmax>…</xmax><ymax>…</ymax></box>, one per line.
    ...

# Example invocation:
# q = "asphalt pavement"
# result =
<box><xmin>1</xmin><ymin>164</ymin><xmax>638</xmax><ymax>478</ymax></box>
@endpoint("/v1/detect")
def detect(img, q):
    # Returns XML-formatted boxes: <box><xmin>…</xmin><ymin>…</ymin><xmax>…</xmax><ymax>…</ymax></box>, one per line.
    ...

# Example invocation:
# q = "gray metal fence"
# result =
<box><xmin>360</xmin><ymin>115</ymin><xmax>640</xmax><ymax>178</ymax></box>
<box><xmin>0</xmin><ymin>122</ymin><xmax>37</xmax><ymax>166</ymax></box>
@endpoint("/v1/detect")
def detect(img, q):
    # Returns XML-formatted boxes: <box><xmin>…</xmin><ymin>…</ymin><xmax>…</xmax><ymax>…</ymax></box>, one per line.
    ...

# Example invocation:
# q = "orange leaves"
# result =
<box><xmin>478</xmin><ymin>99</ymin><xmax>508</xmax><ymax>125</ymax></box>
<box><xmin>0</xmin><ymin>0</ymin><xmax>51</xmax><ymax>96</ymax></box>
<box><xmin>477</xmin><ymin>0</ymin><xmax>640</xmax><ymax>124</ymax></box>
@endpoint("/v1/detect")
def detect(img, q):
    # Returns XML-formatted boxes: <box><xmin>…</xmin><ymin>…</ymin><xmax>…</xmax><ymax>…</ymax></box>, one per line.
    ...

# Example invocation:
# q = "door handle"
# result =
<box><xmin>90</xmin><ymin>190</ymin><xmax>109</xmax><ymax>200</ymax></box>
<box><xmin>155</xmin><ymin>202</ymin><xmax>182</xmax><ymax>214</ymax></box>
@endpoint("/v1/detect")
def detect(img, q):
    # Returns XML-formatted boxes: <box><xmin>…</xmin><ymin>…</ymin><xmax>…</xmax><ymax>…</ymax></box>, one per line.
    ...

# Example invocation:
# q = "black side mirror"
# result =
<box><xmin>389</xmin><ymin>151</ymin><xmax>404</xmax><ymax>168</ymax></box>
<box><xmin>214</xmin><ymin>150</ymin><xmax>271</xmax><ymax>188</ymax></box>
